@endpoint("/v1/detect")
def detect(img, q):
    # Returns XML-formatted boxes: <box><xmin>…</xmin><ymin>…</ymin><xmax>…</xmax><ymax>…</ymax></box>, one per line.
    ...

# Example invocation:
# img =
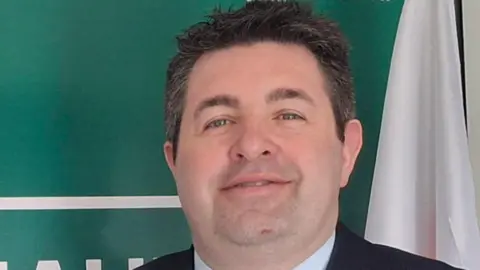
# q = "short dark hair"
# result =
<box><xmin>165</xmin><ymin>0</ymin><xmax>355</xmax><ymax>159</ymax></box>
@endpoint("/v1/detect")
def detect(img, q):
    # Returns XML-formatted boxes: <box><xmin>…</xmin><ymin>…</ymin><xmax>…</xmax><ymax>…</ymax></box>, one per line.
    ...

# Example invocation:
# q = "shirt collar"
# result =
<box><xmin>194</xmin><ymin>232</ymin><xmax>336</xmax><ymax>270</ymax></box>
<box><xmin>294</xmin><ymin>231</ymin><xmax>336</xmax><ymax>270</ymax></box>
<box><xmin>194</xmin><ymin>249</ymin><xmax>211</xmax><ymax>270</ymax></box>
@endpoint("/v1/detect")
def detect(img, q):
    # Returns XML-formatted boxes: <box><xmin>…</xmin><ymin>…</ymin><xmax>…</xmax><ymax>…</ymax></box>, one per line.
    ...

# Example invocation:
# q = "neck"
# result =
<box><xmin>193</xmin><ymin>215</ymin><xmax>338</xmax><ymax>270</ymax></box>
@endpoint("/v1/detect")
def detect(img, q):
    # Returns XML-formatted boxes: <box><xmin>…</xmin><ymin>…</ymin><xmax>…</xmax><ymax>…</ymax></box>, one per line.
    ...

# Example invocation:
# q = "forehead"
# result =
<box><xmin>185</xmin><ymin>41</ymin><xmax>327</xmax><ymax>106</ymax></box>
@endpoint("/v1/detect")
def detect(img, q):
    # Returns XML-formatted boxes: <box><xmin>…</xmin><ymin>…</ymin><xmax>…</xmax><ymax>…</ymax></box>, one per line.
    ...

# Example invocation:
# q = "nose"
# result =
<box><xmin>229</xmin><ymin>124</ymin><xmax>278</xmax><ymax>162</ymax></box>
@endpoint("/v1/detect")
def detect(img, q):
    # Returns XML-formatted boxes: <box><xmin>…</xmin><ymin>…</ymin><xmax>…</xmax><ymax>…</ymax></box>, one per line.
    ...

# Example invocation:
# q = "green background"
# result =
<box><xmin>0</xmin><ymin>0</ymin><xmax>404</xmax><ymax>268</ymax></box>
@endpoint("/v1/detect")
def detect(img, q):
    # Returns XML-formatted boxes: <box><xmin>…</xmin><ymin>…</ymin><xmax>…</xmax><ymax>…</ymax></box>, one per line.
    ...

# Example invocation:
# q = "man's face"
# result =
<box><xmin>164</xmin><ymin>42</ymin><xmax>362</xmax><ymax>247</ymax></box>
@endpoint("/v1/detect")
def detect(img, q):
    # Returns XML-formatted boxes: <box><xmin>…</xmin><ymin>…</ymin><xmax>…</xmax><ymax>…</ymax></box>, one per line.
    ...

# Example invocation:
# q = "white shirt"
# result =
<box><xmin>194</xmin><ymin>232</ymin><xmax>336</xmax><ymax>270</ymax></box>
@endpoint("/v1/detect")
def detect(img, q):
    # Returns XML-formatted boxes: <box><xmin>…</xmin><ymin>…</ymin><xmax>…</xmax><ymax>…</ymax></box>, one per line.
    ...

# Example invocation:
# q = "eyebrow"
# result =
<box><xmin>266</xmin><ymin>87</ymin><xmax>315</xmax><ymax>105</ymax></box>
<box><xmin>193</xmin><ymin>94</ymin><xmax>240</xmax><ymax>119</ymax></box>
<box><xmin>193</xmin><ymin>87</ymin><xmax>314</xmax><ymax>119</ymax></box>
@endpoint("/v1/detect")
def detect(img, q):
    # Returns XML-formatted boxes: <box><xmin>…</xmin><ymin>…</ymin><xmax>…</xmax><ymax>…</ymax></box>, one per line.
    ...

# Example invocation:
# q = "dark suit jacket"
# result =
<box><xmin>135</xmin><ymin>222</ymin><xmax>463</xmax><ymax>270</ymax></box>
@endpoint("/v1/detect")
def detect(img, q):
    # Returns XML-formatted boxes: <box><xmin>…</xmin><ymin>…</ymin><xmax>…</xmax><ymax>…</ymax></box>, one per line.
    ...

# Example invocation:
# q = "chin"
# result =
<box><xmin>215</xmin><ymin>212</ymin><xmax>291</xmax><ymax>246</ymax></box>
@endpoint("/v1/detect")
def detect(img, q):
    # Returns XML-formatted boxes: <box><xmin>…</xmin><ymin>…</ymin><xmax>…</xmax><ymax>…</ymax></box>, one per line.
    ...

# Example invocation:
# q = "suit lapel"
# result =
<box><xmin>184</xmin><ymin>245</ymin><xmax>195</xmax><ymax>270</ymax></box>
<box><xmin>166</xmin><ymin>245</ymin><xmax>194</xmax><ymax>270</ymax></box>
<box><xmin>325</xmin><ymin>222</ymin><xmax>374</xmax><ymax>270</ymax></box>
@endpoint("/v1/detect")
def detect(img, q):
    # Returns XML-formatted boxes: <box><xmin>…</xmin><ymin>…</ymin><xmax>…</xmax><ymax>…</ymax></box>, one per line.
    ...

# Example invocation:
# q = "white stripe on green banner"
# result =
<box><xmin>0</xmin><ymin>196</ymin><xmax>181</xmax><ymax>210</ymax></box>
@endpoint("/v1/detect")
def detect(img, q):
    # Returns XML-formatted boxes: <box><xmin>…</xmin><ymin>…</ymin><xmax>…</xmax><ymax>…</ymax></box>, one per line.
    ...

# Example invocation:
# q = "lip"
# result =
<box><xmin>221</xmin><ymin>174</ymin><xmax>292</xmax><ymax>190</ymax></box>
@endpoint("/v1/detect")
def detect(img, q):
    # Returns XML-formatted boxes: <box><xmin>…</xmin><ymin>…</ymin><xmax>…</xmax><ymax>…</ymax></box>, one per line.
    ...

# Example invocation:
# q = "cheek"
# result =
<box><xmin>174</xmin><ymin>139</ymin><xmax>229</xmax><ymax>209</ymax></box>
<box><xmin>292</xmin><ymin>142</ymin><xmax>343</xmax><ymax>215</ymax></box>
<box><xmin>284</xmin><ymin>132</ymin><xmax>344</xmax><ymax>189</ymax></box>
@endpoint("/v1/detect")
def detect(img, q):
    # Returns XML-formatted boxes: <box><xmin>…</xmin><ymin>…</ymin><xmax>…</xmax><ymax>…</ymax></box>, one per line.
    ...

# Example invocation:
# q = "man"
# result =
<box><xmin>137</xmin><ymin>1</ymin><xmax>462</xmax><ymax>269</ymax></box>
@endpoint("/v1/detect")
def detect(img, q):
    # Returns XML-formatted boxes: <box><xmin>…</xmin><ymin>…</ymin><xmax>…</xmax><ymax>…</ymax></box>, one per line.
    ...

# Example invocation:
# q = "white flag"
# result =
<box><xmin>364</xmin><ymin>0</ymin><xmax>480</xmax><ymax>269</ymax></box>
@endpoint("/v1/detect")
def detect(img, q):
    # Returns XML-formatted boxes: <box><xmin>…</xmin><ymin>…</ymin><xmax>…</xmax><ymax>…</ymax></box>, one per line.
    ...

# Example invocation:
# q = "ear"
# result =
<box><xmin>163</xmin><ymin>141</ymin><xmax>177</xmax><ymax>178</ymax></box>
<box><xmin>340</xmin><ymin>119</ymin><xmax>363</xmax><ymax>187</ymax></box>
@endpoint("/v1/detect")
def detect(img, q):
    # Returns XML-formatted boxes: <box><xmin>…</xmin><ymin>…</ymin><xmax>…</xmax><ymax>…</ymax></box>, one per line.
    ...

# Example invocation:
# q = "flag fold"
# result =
<box><xmin>364</xmin><ymin>0</ymin><xmax>480</xmax><ymax>269</ymax></box>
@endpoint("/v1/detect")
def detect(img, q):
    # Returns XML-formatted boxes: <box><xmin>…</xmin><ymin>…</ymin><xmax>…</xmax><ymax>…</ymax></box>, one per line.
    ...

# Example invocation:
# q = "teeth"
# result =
<box><xmin>237</xmin><ymin>180</ymin><xmax>271</xmax><ymax>188</ymax></box>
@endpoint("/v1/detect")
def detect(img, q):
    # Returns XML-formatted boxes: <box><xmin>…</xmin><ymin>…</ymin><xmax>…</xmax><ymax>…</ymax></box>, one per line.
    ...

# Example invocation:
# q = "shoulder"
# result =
<box><xmin>329</xmin><ymin>223</ymin><xmax>463</xmax><ymax>270</ymax></box>
<box><xmin>368</xmin><ymin>242</ymin><xmax>463</xmax><ymax>270</ymax></box>
<box><xmin>134</xmin><ymin>248</ymin><xmax>193</xmax><ymax>270</ymax></box>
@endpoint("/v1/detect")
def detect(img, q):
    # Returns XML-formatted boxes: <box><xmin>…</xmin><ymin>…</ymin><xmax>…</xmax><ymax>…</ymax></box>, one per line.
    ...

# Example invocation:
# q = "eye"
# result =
<box><xmin>204</xmin><ymin>118</ymin><xmax>233</xmax><ymax>130</ymax></box>
<box><xmin>276</xmin><ymin>112</ymin><xmax>305</xmax><ymax>121</ymax></box>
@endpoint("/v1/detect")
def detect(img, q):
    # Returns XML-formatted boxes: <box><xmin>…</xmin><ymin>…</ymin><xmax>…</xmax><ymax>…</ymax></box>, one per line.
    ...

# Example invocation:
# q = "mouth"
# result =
<box><xmin>221</xmin><ymin>175</ymin><xmax>292</xmax><ymax>191</ymax></box>
<box><xmin>225</xmin><ymin>180</ymin><xmax>279</xmax><ymax>189</ymax></box>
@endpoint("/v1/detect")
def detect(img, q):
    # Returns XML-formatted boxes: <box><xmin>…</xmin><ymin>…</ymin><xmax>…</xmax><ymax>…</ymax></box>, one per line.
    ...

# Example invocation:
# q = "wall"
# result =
<box><xmin>463</xmin><ymin>0</ymin><xmax>480</xmax><ymax>226</ymax></box>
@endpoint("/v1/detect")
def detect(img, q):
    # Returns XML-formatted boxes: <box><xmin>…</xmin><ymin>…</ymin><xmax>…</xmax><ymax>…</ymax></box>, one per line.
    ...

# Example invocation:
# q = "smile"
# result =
<box><xmin>221</xmin><ymin>173</ymin><xmax>292</xmax><ymax>190</ymax></box>
<box><xmin>220</xmin><ymin>176</ymin><xmax>293</xmax><ymax>198</ymax></box>
<box><xmin>233</xmin><ymin>180</ymin><xmax>276</xmax><ymax>188</ymax></box>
